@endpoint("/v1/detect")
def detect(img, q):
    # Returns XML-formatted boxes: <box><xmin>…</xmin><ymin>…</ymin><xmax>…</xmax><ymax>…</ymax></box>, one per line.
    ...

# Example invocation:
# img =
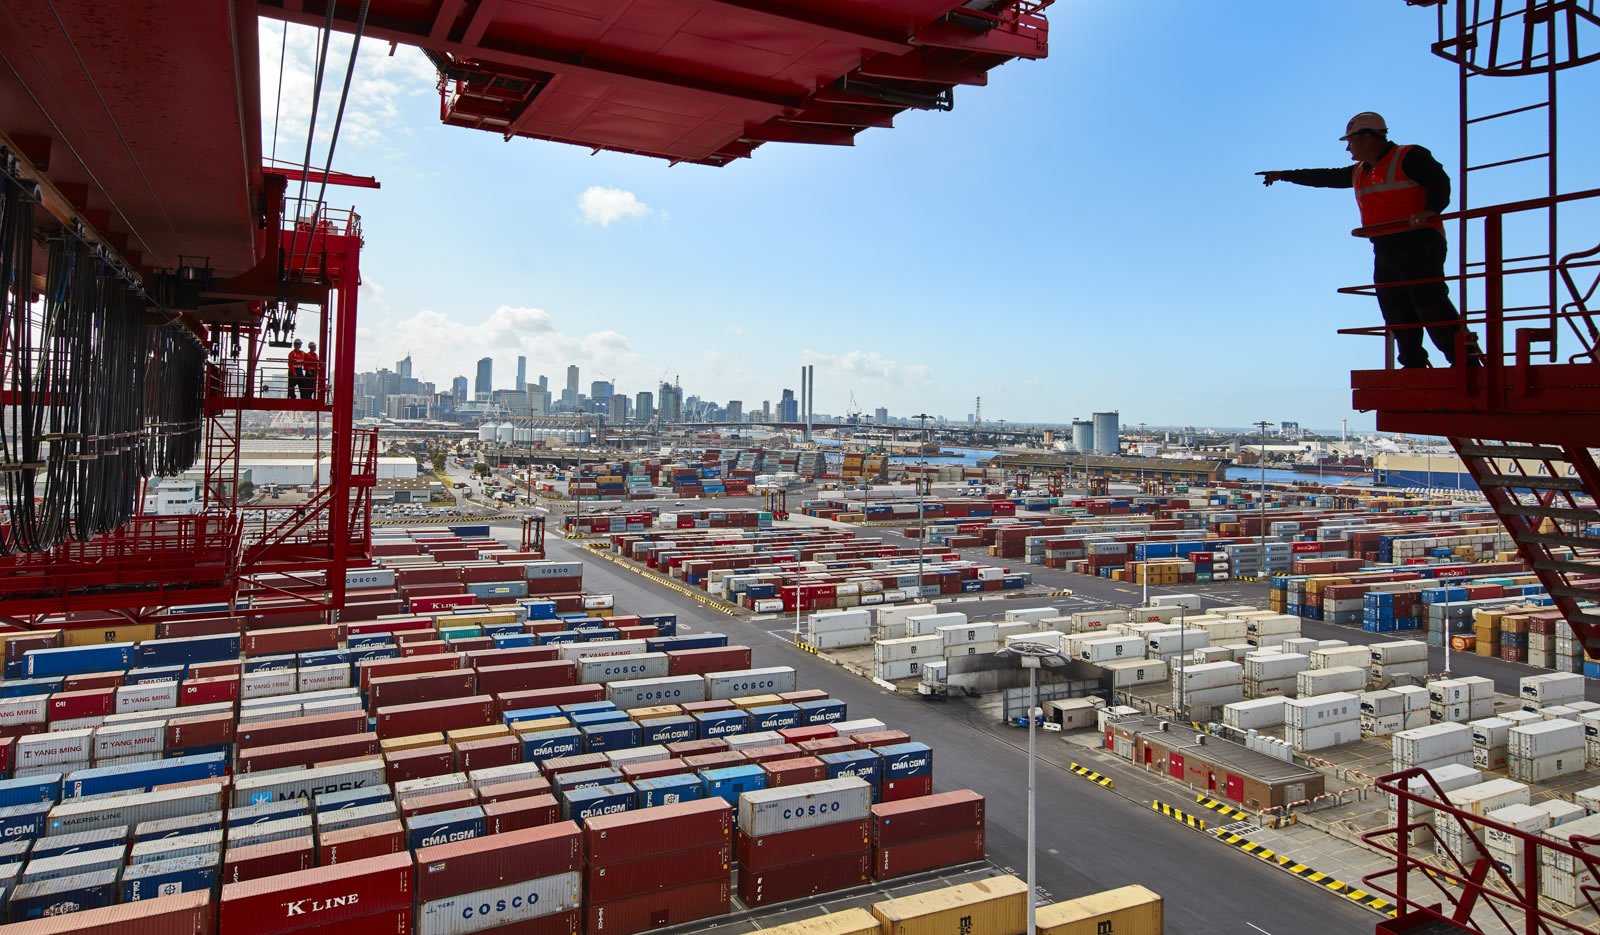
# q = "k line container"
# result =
<box><xmin>219</xmin><ymin>851</ymin><xmax>414</xmax><ymax>935</ymax></box>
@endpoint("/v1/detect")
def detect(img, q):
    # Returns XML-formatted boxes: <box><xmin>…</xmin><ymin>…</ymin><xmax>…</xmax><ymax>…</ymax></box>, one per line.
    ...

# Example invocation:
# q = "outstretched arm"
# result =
<box><xmin>1258</xmin><ymin>168</ymin><xmax>1354</xmax><ymax>188</ymax></box>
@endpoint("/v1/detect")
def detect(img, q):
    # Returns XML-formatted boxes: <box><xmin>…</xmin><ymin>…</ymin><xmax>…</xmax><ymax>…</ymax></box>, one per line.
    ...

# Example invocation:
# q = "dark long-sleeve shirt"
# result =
<box><xmin>1280</xmin><ymin>143</ymin><xmax>1451</xmax><ymax>213</ymax></box>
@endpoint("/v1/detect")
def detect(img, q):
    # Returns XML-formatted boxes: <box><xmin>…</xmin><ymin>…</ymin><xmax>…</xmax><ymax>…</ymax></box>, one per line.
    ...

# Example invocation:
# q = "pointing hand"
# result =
<box><xmin>1257</xmin><ymin>171</ymin><xmax>1283</xmax><ymax>186</ymax></box>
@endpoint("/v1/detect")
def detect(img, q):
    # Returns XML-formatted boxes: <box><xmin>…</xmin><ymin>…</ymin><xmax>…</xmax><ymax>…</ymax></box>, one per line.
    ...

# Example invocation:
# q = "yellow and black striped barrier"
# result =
<box><xmin>1233</xmin><ymin>575</ymin><xmax>1261</xmax><ymax>582</ymax></box>
<box><xmin>1042</xmin><ymin>589</ymin><xmax>1073</xmax><ymax>597</ymax></box>
<box><xmin>374</xmin><ymin>513</ymin><xmax>514</xmax><ymax>526</ymax></box>
<box><xmin>1194</xmin><ymin>795</ymin><xmax>1250</xmax><ymax>822</ymax></box>
<box><xmin>795</xmin><ymin>640</ymin><xmax>821</xmax><ymax>655</ymax></box>
<box><xmin>1213</xmin><ymin>830</ymin><xmax>1396</xmax><ymax>916</ymax></box>
<box><xmin>587</xmin><ymin>549</ymin><xmax>742</xmax><ymax>617</ymax></box>
<box><xmin>1150</xmin><ymin>801</ymin><xmax>1205</xmax><ymax>830</ymax></box>
<box><xmin>1067</xmin><ymin>763</ymin><xmax>1113</xmax><ymax>789</ymax></box>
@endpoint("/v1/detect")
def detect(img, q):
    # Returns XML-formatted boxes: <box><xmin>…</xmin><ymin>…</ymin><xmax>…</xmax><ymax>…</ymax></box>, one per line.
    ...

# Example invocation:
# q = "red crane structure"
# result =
<box><xmin>1354</xmin><ymin>2</ymin><xmax>1600</xmax><ymax>933</ymax></box>
<box><xmin>0</xmin><ymin>0</ymin><xmax>1051</xmax><ymax>626</ymax></box>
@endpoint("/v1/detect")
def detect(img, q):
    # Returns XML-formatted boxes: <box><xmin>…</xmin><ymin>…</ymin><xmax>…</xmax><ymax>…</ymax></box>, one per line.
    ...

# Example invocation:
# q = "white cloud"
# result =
<box><xmin>800</xmin><ymin>349</ymin><xmax>931</xmax><ymax>386</ymax></box>
<box><xmin>578</xmin><ymin>187</ymin><xmax>652</xmax><ymax>226</ymax></box>
<box><xmin>359</xmin><ymin>304</ymin><xmax>642</xmax><ymax>388</ymax></box>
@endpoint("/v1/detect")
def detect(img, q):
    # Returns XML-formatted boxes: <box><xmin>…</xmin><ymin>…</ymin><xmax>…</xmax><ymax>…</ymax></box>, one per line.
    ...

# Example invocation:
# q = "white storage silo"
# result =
<box><xmin>496</xmin><ymin>422</ymin><xmax>516</xmax><ymax>445</ymax></box>
<box><xmin>1071</xmin><ymin>420</ymin><xmax>1094</xmax><ymax>453</ymax></box>
<box><xmin>1092</xmin><ymin>411</ymin><xmax>1119</xmax><ymax>455</ymax></box>
<box><xmin>576</xmin><ymin>429</ymin><xmax>592</xmax><ymax>445</ymax></box>
<box><xmin>477</xmin><ymin>423</ymin><xmax>497</xmax><ymax>443</ymax></box>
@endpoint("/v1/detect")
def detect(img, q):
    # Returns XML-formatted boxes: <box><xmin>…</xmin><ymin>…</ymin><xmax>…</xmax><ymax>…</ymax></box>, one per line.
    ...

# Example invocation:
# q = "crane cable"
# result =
<box><xmin>282</xmin><ymin>3</ymin><xmax>338</xmax><ymax>277</ymax></box>
<box><xmin>296</xmin><ymin>0</ymin><xmax>372</xmax><ymax>277</ymax></box>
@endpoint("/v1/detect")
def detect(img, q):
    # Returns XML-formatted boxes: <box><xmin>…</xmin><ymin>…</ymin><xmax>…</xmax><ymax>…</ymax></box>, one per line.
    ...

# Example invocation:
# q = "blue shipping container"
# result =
<box><xmin>563</xmin><ymin>782</ymin><xmax>634</xmax><ymax>822</ymax></box>
<box><xmin>559</xmin><ymin>701</ymin><xmax>616</xmax><ymax>716</ymax></box>
<box><xmin>638</xmin><ymin>716</ymin><xmax>697</xmax><ymax>746</ymax></box>
<box><xmin>747</xmin><ymin>704</ymin><xmax>801</xmax><ymax>732</ymax></box>
<box><xmin>701</xmin><ymin>765</ymin><xmax>766</xmax><ymax>809</ymax></box>
<box><xmin>873</xmin><ymin>742</ymin><xmax>933</xmax><ymax>781</ymax></box>
<box><xmin>796</xmin><ymin>699</ymin><xmax>846</xmax><ymax>725</ymax></box>
<box><xmin>819</xmin><ymin>750</ymin><xmax>882</xmax><ymax>787</ymax></box>
<box><xmin>580</xmin><ymin>721</ymin><xmax>640</xmax><ymax>753</ymax></box>
<box><xmin>134</xmin><ymin>811</ymin><xmax>223</xmax><ymax>843</ymax></box>
<box><xmin>134</xmin><ymin>635</ymin><xmax>239</xmax><ymax>668</ymax></box>
<box><xmin>10</xmin><ymin>868</ymin><xmax>117</xmax><ymax>920</ymax></box>
<box><xmin>557</xmin><ymin>768</ymin><xmax>624</xmax><ymax>794</ymax></box>
<box><xmin>521</xmin><ymin>729</ymin><xmax>584</xmax><ymax>763</ymax></box>
<box><xmin>405</xmin><ymin>806</ymin><xmax>485</xmax><ymax>850</ymax></box>
<box><xmin>570</xmin><ymin>710</ymin><xmax>630</xmax><ymax>728</ymax></box>
<box><xmin>64</xmin><ymin>752</ymin><xmax>227</xmax><ymax>799</ymax></box>
<box><xmin>0</xmin><ymin>802</ymin><xmax>53</xmax><ymax>842</ymax></box>
<box><xmin>121</xmin><ymin>853</ymin><xmax>218</xmax><ymax>901</ymax></box>
<box><xmin>502</xmin><ymin>706</ymin><xmax>565</xmax><ymax>726</ymax></box>
<box><xmin>123</xmin><ymin>667</ymin><xmax>185</xmax><ymax>685</ymax></box>
<box><xmin>633</xmin><ymin>774</ymin><xmax>703</xmax><ymax>809</ymax></box>
<box><xmin>0</xmin><ymin>775</ymin><xmax>61</xmax><ymax>808</ymax></box>
<box><xmin>693</xmin><ymin>710</ymin><xmax>748</xmax><ymax>738</ymax></box>
<box><xmin>25</xmin><ymin>644</ymin><xmax>136</xmax><ymax>678</ymax></box>
<box><xmin>314</xmin><ymin>785</ymin><xmax>394</xmax><ymax>814</ymax></box>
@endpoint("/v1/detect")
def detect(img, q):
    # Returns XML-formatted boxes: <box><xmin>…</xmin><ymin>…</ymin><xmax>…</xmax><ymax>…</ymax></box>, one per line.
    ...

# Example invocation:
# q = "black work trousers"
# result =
<box><xmin>1372</xmin><ymin>229</ymin><xmax>1465</xmax><ymax>368</ymax></box>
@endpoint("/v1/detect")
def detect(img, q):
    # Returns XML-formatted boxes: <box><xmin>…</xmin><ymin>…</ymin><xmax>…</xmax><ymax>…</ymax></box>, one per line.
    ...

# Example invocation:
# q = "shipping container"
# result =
<box><xmin>1035</xmin><ymin>885</ymin><xmax>1163</xmax><ymax>935</ymax></box>
<box><xmin>872</xmin><ymin>875</ymin><xmax>1028</xmax><ymax>935</ymax></box>
<box><xmin>220</xmin><ymin>852</ymin><xmax>413</xmax><ymax>935</ymax></box>
<box><xmin>585</xmin><ymin>878</ymin><xmax>730</xmax><ymax>935</ymax></box>
<box><xmin>414</xmin><ymin>821</ymin><xmax>581</xmax><ymax>903</ymax></box>
<box><xmin>418</xmin><ymin>873</ymin><xmax>581</xmax><ymax>935</ymax></box>
<box><xmin>738</xmin><ymin>778</ymin><xmax>872</xmax><ymax>837</ymax></box>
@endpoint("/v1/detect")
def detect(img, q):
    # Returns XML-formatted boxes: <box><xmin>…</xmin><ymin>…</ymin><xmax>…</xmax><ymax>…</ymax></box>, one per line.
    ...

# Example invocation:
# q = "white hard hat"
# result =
<box><xmin>1340</xmin><ymin>112</ymin><xmax>1387</xmax><ymax>140</ymax></box>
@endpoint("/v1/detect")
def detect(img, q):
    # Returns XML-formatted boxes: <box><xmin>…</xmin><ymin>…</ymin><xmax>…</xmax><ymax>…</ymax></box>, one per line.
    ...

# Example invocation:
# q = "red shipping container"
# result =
<box><xmin>615</xmin><ymin>626</ymin><xmax>658</xmax><ymax>641</ymax></box>
<box><xmin>166</xmin><ymin>711</ymin><xmax>235</xmax><ymax>751</ymax></box>
<box><xmin>219</xmin><ymin>853</ymin><xmax>411</xmax><ymax>934</ymax></box>
<box><xmin>871</xmin><ymin>790</ymin><xmax>985</xmax><ymax>848</ymax></box>
<box><xmin>761</xmin><ymin>756</ymin><xmax>827</xmax><ymax>787</ymax></box>
<box><xmin>853</xmin><ymin>730</ymin><xmax>911</xmax><ymax>747</ymax></box>
<box><xmin>244</xmin><ymin>625</ymin><xmax>340</xmax><ymax>656</ymax></box>
<box><xmin>414</xmin><ymin>820</ymin><xmax>582</xmax><ymax>902</ymax></box>
<box><xmin>394</xmin><ymin>628</ymin><xmax>444</xmax><ymax>645</ymax></box>
<box><xmin>375</xmin><ymin>695</ymin><xmax>493</xmax><ymax>739</ymax></box>
<box><xmin>664</xmin><ymin>739</ymin><xmax>726</xmax><ymax>758</ymax></box>
<box><xmin>4</xmin><ymin>632</ymin><xmax>60</xmax><ymax>662</ymax></box>
<box><xmin>61</xmin><ymin>672</ymin><xmax>124</xmax><ymax>693</ymax></box>
<box><xmin>797</xmin><ymin>737</ymin><xmax>861</xmax><ymax>756</ymax></box>
<box><xmin>456</xmin><ymin>735</ymin><xmax>521</xmax><ymax>773</ymax></box>
<box><xmin>188</xmin><ymin>660</ymin><xmax>243</xmax><ymax>680</ymax></box>
<box><xmin>320</xmin><ymin>909</ymin><xmax>414</xmax><ymax>935</ymax></box>
<box><xmin>0</xmin><ymin>736</ymin><xmax>14</xmax><ymax>774</ymax></box>
<box><xmin>483</xmin><ymin>793</ymin><xmax>562</xmax><ymax>834</ymax></box>
<box><xmin>739</xmin><ymin>744</ymin><xmax>802</xmax><ymax>765</ymax></box>
<box><xmin>586</xmin><ymin>842</ymin><xmax>731</xmax><ymax>902</ymax></box>
<box><xmin>494</xmin><ymin>684</ymin><xmax>605</xmax><ymax>715</ymax></box>
<box><xmin>777</xmin><ymin>725</ymin><xmax>837</xmax><ymax>746</ymax></box>
<box><xmin>347</xmin><ymin>617</ymin><xmax>433</xmax><ymax>638</ymax></box>
<box><xmin>236</xmin><ymin>711</ymin><xmax>367</xmax><ymax>749</ymax></box>
<box><xmin>399</xmin><ymin>787</ymin><xmax>478</xmax><ymax>820</ymax></box>
<box><xmin>539</xmin><ymin>753</ymin><xmax>609</xmax><ymax>780</ymax></box>
<box><xmin>223</xmin><ymin>835</ymin><xmax>317</xmax><ymax>884</ymax></box>
<box><xmin>181</xmin><ymin>674</ymin><xmax>239</xmax><ymax>706</ymax></box>
<box><xmin>358</xmin><ymin>654</ymin><xmax>460</xmax><ymax>691</ymax></box>
<box><xmin>320</xmin><ymin>819</ymin><xmax>406</xmax><ymax>865</ymax></box>
<box><xmin>385</xmin><ymin>745</ymin><xmax>456</xmax><ymax>783</ymax></box>
<box><xmin>450</xmin><ymin>637</ymin><xmax>496</xmax><ymax>653</ymax></box>
<box><xmin>677</xmin><ymin>700</ymin><xmax>736</xmax><ymax>715</ymax></box>
<box><xmin>477</xmin><ymin>776</ymin><xmax>553</xmax><ymax>805</ymax></box>
<box><xmin>738</xmin><ymin>850</ymin><xmax>871</xmax><ymax>906</ymax></box>
<box><xmin>666</xmin><ymin>646</ymin><xmax>752</xmax><ymax>677</ymax></box>
<box><xmin>47</xmin><ymin>688</ymin><xmax>114</xmax><ymax>721</ymax></box>
<box><xmin>585</xmin><ymin>879</ymin><xmax>730</xmax><ymax>935</ymax></box>
<box><xmin>882</xmin><ymin>775</ymin><xmax>934</xmax><ymax>802</ymax></box>
<box><xmin>400</xmin><ymin>640</ymin><xmax>451</xmax><ymax>658</ymax></box>
<box><xmin>777</xmin><ymin>690</ymin><xmax>829</xmax><ymax>705</ymax></box>
<box><xmin>239</xmin><ymin>733</ymin><xmax>380</xmax><ymax>773</ymax></box>
<box><xmin>410</xmin><ymin>594</ymin><xmax>477</xmax><ymax>614</ymax></box>
<box><xmin>737</xmin><ymin>819</ymin><xmax>870</xmax><ymax>873</ymax></box>
<box><xmin>463</xmin><ymin>647</ymin><xmax>561</xmax><ymax>668</ymax></box>
<box><xmin>475</xmin><ymin>661</ymin><xmax>576</xmax><ymax>695</ymax></box>
<box><xmin>0</xmin><ymin>890</ymin><xmax>213</xmax><ymax>935</ymax></box>
<box><xmin>584</xmin><ymin>798</ymin><xmax>732</xmax><ymax>865</ymax></box>
<box><xmin>619</xmin><ymin>759</ymin><xmax>690</xmax><ymax>783</ymax></box>
<box><xmin>337</xmin><ymin>600</ymin><xmax>404</xmax><ymax>623</ymax></box>
<box><xmin>370</xmin><ymin>669</ymin><xmax>478</xmax><ymax>709</ymax></box>
<box><xmin>873</xmin><ymin>830</ymin><xmax>986</xmax><ymax>879</ymax></box>
<box><xmin>681</xmin><ymin>751</ymin><xmax>746</xmax><ymax>772</ymax></box>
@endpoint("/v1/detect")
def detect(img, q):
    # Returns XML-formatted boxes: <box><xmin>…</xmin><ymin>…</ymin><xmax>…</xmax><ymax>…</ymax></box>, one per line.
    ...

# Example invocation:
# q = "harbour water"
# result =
<box><xmin>1226</xmin><ymin>465</ymin><xmax>1372</xmax><ymax>485</ymax></box>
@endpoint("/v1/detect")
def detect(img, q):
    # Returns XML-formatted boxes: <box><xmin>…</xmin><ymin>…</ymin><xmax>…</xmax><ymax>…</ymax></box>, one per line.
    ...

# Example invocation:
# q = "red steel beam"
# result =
<box><xmin>264</xmin><ymin>166</ymin><xmax>381</xmax><ymax>189</ymax></box>
<box><xmin>854</xmin><ymin>54</ymin><xmax>991</xmax><ymax>86</ymax></box>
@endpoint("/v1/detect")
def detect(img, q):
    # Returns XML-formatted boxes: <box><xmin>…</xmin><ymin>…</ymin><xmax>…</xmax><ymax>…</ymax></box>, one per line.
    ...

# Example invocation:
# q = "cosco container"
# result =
<box><xmin>705</xmin><ymin>667</ymin><xmax>798</xmax><ymax>700</ymax></box>
<box><xmin>580</xmin><ymin>654</ymin><xmax>669</xmax><ymax>684</ymax></box>
<box><xmin>419</xmin><ymin>872</ymin><xmax>581</xmax><ymax>935</ymax></box>
<box><xmin>738</xmin><ymin>777</ymin><xmax>873</xmax><ymax>837</ymax></box>
<box><xmin>607</xmin><ymin>676</ymin><xmax>705</xmax><ymax>710</ymax></box>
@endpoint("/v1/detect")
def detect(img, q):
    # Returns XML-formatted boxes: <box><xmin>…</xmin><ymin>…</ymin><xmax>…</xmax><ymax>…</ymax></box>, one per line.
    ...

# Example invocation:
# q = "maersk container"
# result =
<box><xmin>48</xmin><ymin>783</ymin><xmax>224</xmax><ymax>836</ymax></box>
<box><xmin>639</xmin><ymin>716</ymin><xmax>697</xmax><ymax>746</ymax></box>
<box><xmin>874</xmin><ymin>743</ymin><xmax>933</xmax><ymax>781</ymax></box>
<box><xmin>0</xmin><ymin>775</ymin><xmax>60</xmax><ymax>808</ymax></box>
<box><xmin>635</xmin><ymin>774</ymin><xmax>703</xmax><ymax>809</ymax></box>
<box><xmin>580</xmin><ymin>721</ymin><xmax>640</xmax><ymax>753</ymax></box>
<box><xmin>9</xmin><ymin>867</ymin><xmax>118</xmax><ymax>921</ymax></box>
<box><xmin>21</xmin><ymin>844</ymin><xmax>126</xmax><ymax>884</ymax></box>
<box><xmin>705</xmin><ymin>667</ymin><xmax>797</xmax><ymax>700</ymax></box>
<box><xmin>29</xmin><ymin>826</ymin><xmax>126</xmax><ymax>861</ymax></box>
<box><xmin>129</xmin><ymin>829</ymin><xmax>223</xmax><ymax>864</ymax></box>
<box><xmin>796</xmin><ymin>699</ymin><xmax>846</xmax><ymax>724</ymax></box>
<box><xmin>406</xmin><ymin>806</ymin><xmax>486</xmax><ymax>850</ymax></box>
<box><xmin>608</xmin><ymin>675</ymin><xmax>706</xmax><ymax>709</ymax></box>
<box><xmin>521</xmin><ymin>729</ymin><xmax>584</xmax><ymax>763</ymax></box>
<box><xmin>702</xmin><ymin>764</ymin><xmax>767</xmax><ymax>808</ymax></box>
<box><xmin>133</xmin><ymin>810</ymin><xmax>222</xmax><ymax>843</ymax></box>
<box><xmin>737</xmin><ymin>777</ymin><xmax>873</xmax><ymax>837</ymax></box>
<box><xmin>693</xmin><ymin>710</ymin><xmax>748</xmax><ymax>738</ymax></box>
<box><xmin>64</xmin><ymin>751</ymin><xmax>227</xmax><ymax>799</ymax></box>
<box><xmin>26</xmin><ymin>644</ymin><xmax>135</xmax><ymax>678</ymax></box>
<box><xmin>0</xmin><ymin>803</ymin><xmax>52</xmax><ymax>841</ymax></box>
<box><xmin>562</xmin><ymin>782</ymin><xmax>633</xmax><ymax>823</ymax></box>
<box><xmin>748</xmin><ymin>704</ymin><xmax>801</xmax><ymax>732</ymax></box>
<box><xmin>315</xmin><ymin>784</ymin><xmax>394</xmax><ymax>813</ymax></box>
<box><xmin>231</xmin><ymin>758</ymin><xmax>386</xmax><ymax>807</ymax></box>
<box><xmin>120</xmin><ymin>852</ymin><xmax>218</xmax><ymax>901</ymax></box>
<box><xmin>135</xmin><ymin>635</ymin><xmax>239</xmax><ymax>668</ymax></box>
<box><xmin>418</xmin><ymin>871</ymin><xmax>582</xmax><ymax>935</ymax></box>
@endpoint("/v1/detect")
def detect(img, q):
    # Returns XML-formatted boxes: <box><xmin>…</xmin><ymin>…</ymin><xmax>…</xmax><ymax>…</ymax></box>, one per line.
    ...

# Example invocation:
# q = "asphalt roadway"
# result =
<box><xmin>535</xmin><ymin>534</ymin><xmax>1376</xmax><ymax>935</ymax></box>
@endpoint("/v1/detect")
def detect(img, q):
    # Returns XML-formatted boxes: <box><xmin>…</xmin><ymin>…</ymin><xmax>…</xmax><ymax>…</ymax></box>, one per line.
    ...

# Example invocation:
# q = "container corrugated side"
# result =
<box><xmin>743</xmin><ymin>908</ymin><xmax>878</xmax><ymax>935</ymax></box>
<box><xmin>871</xmin><ymin>874</ymin><xmax>1028</xmax><ymax>935</ymax></box>
<box><xmin>1035</xmin><ymin>885</ymin><xmax>1163</xmax><ymax>935</ymax></box>
<box><xmin>418</xmin><ymin>871</ymin><xmax>580</xmax><ymax>935</ymax></box>
<box><xmin>737</xmin><ymin>777</ymin><xmax>871</xmax><ymax>837</ymax></box>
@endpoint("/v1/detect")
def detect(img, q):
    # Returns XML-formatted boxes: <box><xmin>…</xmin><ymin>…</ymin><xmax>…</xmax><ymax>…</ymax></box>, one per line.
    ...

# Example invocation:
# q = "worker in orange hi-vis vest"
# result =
<box><xmin>287</xmin><ymin>339</ymin><xmax>309</xmax><ymax>398</ymax></box>
<box><xmin>300</xmin><ymin>342</ymin><xmax>322</xmax><ymax>399</ymax></box>
<box><xmin>1258</xmin><ymin>112</ymin><xmax>1477</xmax><ymax>369</ymax></box>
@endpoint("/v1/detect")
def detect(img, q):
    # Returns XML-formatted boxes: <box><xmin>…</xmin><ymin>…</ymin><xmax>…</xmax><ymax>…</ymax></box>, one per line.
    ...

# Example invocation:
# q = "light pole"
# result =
<box><xmin>1254</xmin><ymin>420</ymin><xmax>1271</xmax><ymax>577</ymax></box>
<box><xmin>913</xmin><ymin>413</ymin><xmax>933</xmax><ymax>600</ymax></box>
<box><xmin>994</xmin><ymin>640</ymin><xmax>1062</xmax><ymax>935</ymax></box>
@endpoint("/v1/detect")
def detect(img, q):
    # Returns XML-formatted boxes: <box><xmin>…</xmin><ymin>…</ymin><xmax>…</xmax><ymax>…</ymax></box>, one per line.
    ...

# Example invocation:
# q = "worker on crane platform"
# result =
<box><xmin>1258</xmin><ymin>112</ymin><xmax>1475</xmax><ymax>369</ymax></box>
<box><xmin>287</xmin><ymin>339</ymin><xmax>309</xmax><ymax>398</ymax></box>
<box><xmin>301</xmin><ymin>342</ymin><xmax>322</xmax><ymax>399</ymax></box>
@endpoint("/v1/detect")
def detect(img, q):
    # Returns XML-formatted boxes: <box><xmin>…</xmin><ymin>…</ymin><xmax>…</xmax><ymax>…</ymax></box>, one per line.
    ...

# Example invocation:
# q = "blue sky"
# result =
<box><xmin>260</xmin><ymin>1</ymin><xmax>1598</xmax><ymax>431</ymax></box>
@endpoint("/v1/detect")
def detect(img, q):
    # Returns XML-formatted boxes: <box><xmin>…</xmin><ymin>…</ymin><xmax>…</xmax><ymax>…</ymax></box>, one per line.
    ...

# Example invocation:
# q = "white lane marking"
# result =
<box><xmin>1247</xmin><ymin>923</ymin><xmax>1273</xmax><ymax>935</ymax></box>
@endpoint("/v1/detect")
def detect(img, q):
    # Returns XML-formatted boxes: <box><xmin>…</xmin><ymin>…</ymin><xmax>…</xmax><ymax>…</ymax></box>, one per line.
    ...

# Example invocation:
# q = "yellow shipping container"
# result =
<box><xmin>732</xmin><ymin>694</ymin><xmax>783</xmax><ymax>710</ymax></box>
<box><xmin>447</xmin><ymin>724</ymin><xmax>510</xmax><ymax>746</ymax></box>
<box><xmin>380</xmin><ymin>732</ymin><xmax>445</xmax><ymax>753</ymax></box>
<box><xmin>755</xmin><ymin>909</ymin><xmax>880</xmax><ymax>935</ymax></box>
<box><xmin>511</xmin><ymin>718</ymin><xmax>572</xmax><ymax>736</ymax></box>
<box><xmin>1035</xmin><ymin>885</ymin><xmax>1163</xmax><ymax>935</ymax></box>
<box><xmin>63</xmin><ymin>624</ymin><xmax>157</xmax><ymax>647</ymax></box>
<box><xmin>872</xmin><ymin>874</ymin><xmax>1028</xmax><ymax>935</ymax></box>
<box><xmin>630</xmin><ymin>705</ymin><xmax>682</xmax><ymax>721</ymax></box>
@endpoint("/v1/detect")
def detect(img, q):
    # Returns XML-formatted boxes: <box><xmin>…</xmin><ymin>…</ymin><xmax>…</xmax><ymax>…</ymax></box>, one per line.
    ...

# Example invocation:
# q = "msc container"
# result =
<box><xmin>9</xmin><ymin>867</ymin><xmax>119</xmax><ymax>921</ymax></box>
<box><xmin>705</xmin><ymin>667</ymin><xmax>798</xmax><ymax>700</ymax></box>
<box><xmin>1035</xmin><ymin>885</ymin><xmax>1163</xmax><ymax>935</ymax></box>
<box><xmin>419</xmin><ymin>872</ymin><xmax>581</xmax><ymax>935</ymax></box>
<box><xmin>872</xmin><ymin>874</ymin><xmax>1028</xmax><ymax>935</ymax></box>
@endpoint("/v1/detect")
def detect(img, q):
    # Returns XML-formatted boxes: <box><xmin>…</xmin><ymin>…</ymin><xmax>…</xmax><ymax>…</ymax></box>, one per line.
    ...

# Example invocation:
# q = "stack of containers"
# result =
<box><xmin>1369</xmin><ymin>640</ymin><xmax>1429</xmax><ymax>687</ymax></box>
<box><xmin>1245</xmin><ymin>614</ymin><xmax>1300</xmax><ymax>650</ymax></box>
<box><xmin>1222</xmin><ymin>697</ymin><xmax>1285</xmax><ymax>731</ymax></box>
<box><xmin>1283</xmin><ymin>692</ymin><xmax>1360</xmax><ymax>751</ymax></box>
<box><xmin>868</xmin><ymin>790</ymin><xmax>985</xmax><ymax>880</ymax></box>
<box><xmin>1360</xmin><ymin>689</ymin><xmax>1428</xmax><ymax>737</ymax></box>
<box><xmin>584</xmin><ymin>799</ymin><xmax>732</xmax><ymax>935</ymax></box>
<box><xmin>1171</xmin><ymin>661</ymin><xmax>1242</xmax><ymax>714</ymax></box>
<box><xmin>1508</xmin><ymin>720</ymin><xmax>1585</xmax><ymax>782</ymax></box>
<box><xmin>415</xmin><ymin>822</ymin><xmax>583</xmax><ymax>935</ymax></box>
<box><xmin>736</xmin><ymin>777</ymin><xmax>873</xmax><ymax>906</ymax></box>
<box><xmin>1297</xmin><ymin>665</ymin><xmax>1365</xmax><ymax>697</ymax></box>
<box><xmin>805</xmin><ymin>610</ymin><xmax>872</xmax><ymax>651</ymax></box>
<box><xmin>1521</xmin><ymin>673</ymin><xmax>1584</xmax><ymax>712</ymax></box>
<box><xmin>1582</xmin><ymin>712</ymin><xmax>1600</xmax><ymax>767</ymax></box>
<box><xmin>1431</xmin><ymin>778</ymin><xmax>1531</xmax><ymax>865</ymax></box>
<box><xmin>1242</xmin><ymin>652</ymin><xmax>1306</xmax><ymax>698</ymax></box>
<box><xmin>937</xmin><ymin>621</ymin><xmax>1000</xmax><ymax>660</ymax></box>
<box><xmin>1469</xmin><ymin>717</ymin><xmax>1513</xmax><ymax>771</ymax></box>
<box><xmin>1393</xmin><ymin>723</ymin><xmax>1474</xmax><ymax>773</ymax></box>
<box><xmin>1540</xmin><ymin>813</ymin><xmax>1600</xmax><ymax>907</ymax></box>
<box><xmin>1428</xmin><ymin>677</ymin><xmax>1494</xmax><ymax>724</ymax></box>
<box><xmin>1388</xmin><ymin>764</ymin><xmax>1482</xmax><ymax>848</ymax></box>
<box><xmin>872</xmin><ymin>875</ymin><xmax>1028</xmax><ymax>935</ymax></box>
<box><xmin>873</xmin><ymin>636</ymin><xmax>941</xmax><ymax>682</ymax></box>
<box><xmin>1484</xmin><ymin>803</ymin><xmax>1553</xmax><ymax>888</ymax></box>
